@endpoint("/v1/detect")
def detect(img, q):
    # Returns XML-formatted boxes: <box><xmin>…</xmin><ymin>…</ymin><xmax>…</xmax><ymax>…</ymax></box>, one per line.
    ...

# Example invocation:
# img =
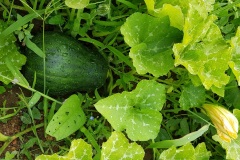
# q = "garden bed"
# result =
<box><xmin>0</xmin><ymin>0</ymin><xmax>240</xmax><ymax>159</ymax></box>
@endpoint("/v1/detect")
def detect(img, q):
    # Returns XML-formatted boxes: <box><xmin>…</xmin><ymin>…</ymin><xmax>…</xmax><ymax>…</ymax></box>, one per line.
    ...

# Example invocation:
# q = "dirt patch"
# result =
<box><xmin>0</xmin><ymin>115</ymin><xmax>21</xmax><ymax>157</ymax></box>
<box><xmin>0</xmin><ymin>85</ymin><xmax>61</xmax><ymax>159</ymax></box>
<box><xmin>0</xmin><ymin>85</ymin><xmax>29</xmax><ymax>157</ymax></box>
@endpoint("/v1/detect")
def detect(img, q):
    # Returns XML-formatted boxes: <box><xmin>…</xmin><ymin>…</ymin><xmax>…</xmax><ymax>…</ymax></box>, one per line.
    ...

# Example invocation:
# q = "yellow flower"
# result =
<box><xmin>202</xmin><ymin>104</ymin><xmax>239</xmax><ymax>142</ymax></box>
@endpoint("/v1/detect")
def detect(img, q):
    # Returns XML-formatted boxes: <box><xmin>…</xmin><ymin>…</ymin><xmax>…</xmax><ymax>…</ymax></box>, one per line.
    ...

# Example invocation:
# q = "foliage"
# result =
<box><xmin>0</xmin><ymin>0</ymin><xmax>240</xmax><ymax>159</ymax></box>
<box><xmin>0</xmin><ymin>20</ymin><xmax>26</xmax><ymax>85</ymax></box>
<box><xmin>120</xmin><ymin>12</ymin><xmax>182</xmax><ymax>77</ymax></box>
<box><xmin>159</xmin><ymin>142</ymin><xmax>211</xmax><ymax>160</ymax></box>
<box><xmin>95</xmin><ymin>80</ymin><xmax>165</xmax><ymax>141</ymax></box>
<box><xmin>46</xmin><ymin>94</ymin><xmax>86</xmax><ymax>140</ymax></box>
<box><xmin>36</xmin><ymin>139</ymin><xmax>93</xmax><ymax>160</ymax></box>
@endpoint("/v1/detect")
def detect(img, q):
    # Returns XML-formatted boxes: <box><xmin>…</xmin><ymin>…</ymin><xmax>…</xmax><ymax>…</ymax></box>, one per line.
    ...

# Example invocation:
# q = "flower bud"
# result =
<box><xmin>202</xmin><ymin>104</ymin><xmax>239</xmax><ymax>142</ymax></box>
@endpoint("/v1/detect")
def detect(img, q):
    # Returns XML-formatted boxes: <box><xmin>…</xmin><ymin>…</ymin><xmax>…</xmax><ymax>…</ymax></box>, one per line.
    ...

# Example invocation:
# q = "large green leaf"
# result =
<box><xmin>36</xmin><ymin>139</ymin><xmax>92</xmax><ymax>160</ymax></box>
<box><xmin>173</xmin><ymin>3</ymin><xmax>231</xmax><ymax>96</ymax></box>
<box><xmin>145</xmin><ymin>1</ymin><xmax>184</xmax><ymax>30</ymax></box>
<box><xmin>179</xmin><ymin>83</ymin><xmax>205</xmax><ymax>110</ymax></box>
<box><xmin>95</xmin><ymin>80</ymin><xmax>166</xmax><ymax>141</ymax></box>
<box><xmin>0</xmin><ymin>20</ymin><xmax>26</xmax><ymax>84</ymax></box>
<box><xmin>159</xmin><ymin>142</ymin><xmax>211</xmax><ymax>160</ymax></box>
<box><xmin>229</xmin><ymin>27</ymin><xmax>240</xmax><ymax>85</ymax></box>
<box><xmin>101</xmin><ymin>131</ymin><xmax>145</xmax><ymax>160</ymax></box>
<box><xmin>213</xmin><ymin>134</ymin><xmax>240</xmax><ymax>160</ymax></box>
<box><xmin>121</xmin><ymin>12</ymin><xmax>182</xmax><ymax>77</ymax></box>
<box><xmin>46</xmin><ymin>95</ymin><xmax>86</xmax><ymax>140</ymax></box>
<box><xmin>150</xmin><ymin>0</ymin><xmax>215</xmax><ymax>17</ymax></box>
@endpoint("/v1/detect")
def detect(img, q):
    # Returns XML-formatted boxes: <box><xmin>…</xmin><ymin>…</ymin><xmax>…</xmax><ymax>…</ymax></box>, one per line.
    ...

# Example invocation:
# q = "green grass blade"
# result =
<box><xmin>117</xmin><ymin>0</ymin><xmax>138</xmax><ymax>9</ymax></box>
<box><xmin>147</xmin><ymin>125</ymin><xmax>210</xmax><ymax>148</ymax></box>
<box><xmin>107</xmin><ymin>46</ymin><xmax>134</xmax><ymax>69</ymax></box>
<box><xmin>0</xmin><ymin>10</ymin><xmax>44</xmax><ymax>40</ymax></box>
<box><xmin>28</xmin><ymin>92</ymin><xmax>42</xmax><ymax>108</ymax></box>
<box><xmin>79</xmin><ymin>37</ymin><xmax>105</xmax><ymax>48</ymax></box>
<box><xmin>25</xmin><ymin>37</ymin><xmax>45</xmax><ymax>58</ymax></box>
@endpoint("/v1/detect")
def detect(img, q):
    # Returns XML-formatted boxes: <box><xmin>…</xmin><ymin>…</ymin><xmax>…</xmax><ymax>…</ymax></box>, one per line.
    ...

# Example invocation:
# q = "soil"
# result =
<box><xmin>0</xmin><ymin>85</ymin><xmax>154</xmax><ymax>160</ymax></box>
<box><xmin>0</xmin><ymin>85</ymin><xmax>24</xmax><ymax>157</ymax></box>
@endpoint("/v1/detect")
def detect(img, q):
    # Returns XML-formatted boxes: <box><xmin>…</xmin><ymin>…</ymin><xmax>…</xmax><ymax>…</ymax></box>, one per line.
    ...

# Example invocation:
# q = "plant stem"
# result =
<box><xmin>0</xmin><ymin>75</ymin><xmax>62</xmax><ymax>105</ymax></box>
<box><xmin>0</xmin><ymin>123</ymin><xmax>44</xmax><ymax>156</ymax></box>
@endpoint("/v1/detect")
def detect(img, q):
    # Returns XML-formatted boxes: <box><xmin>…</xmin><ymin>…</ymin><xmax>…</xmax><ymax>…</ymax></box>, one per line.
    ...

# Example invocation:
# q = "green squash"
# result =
<box><xmin>24</xmin><ymin>32</ymin><xmax>108</xmax><ymax>96</ymax></box>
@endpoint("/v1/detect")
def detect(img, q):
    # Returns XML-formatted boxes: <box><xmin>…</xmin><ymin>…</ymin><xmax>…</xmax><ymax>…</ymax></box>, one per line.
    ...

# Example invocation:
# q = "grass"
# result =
<box><xmin>0</xmin><ymin>0</ymin><xmax>240</xmax><ymax>159</ymax></box>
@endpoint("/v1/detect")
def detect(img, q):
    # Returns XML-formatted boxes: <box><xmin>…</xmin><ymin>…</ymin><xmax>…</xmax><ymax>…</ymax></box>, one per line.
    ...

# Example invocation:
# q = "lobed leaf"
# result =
<box><xmin>213</xmin><ymin>134</ymin><xmax>240</xmax><ymax>160</ymax></box>
<box><xmin>46</xmin><ymin>94</ymin><xmax>86</xmax><ymax>140</ymax></box>
<box><xmin>150</xmin><ymin>0</ymin><xmax>215</xmax><ymax>17</ymax></box>
<box><xmin>101</xmin><ymin>131</ymin><xmax>144</xmax><ymax>160</ymax></box>
<box><xmin>0</xmin><ymin>20</ymin><xmax>26</xmax><ymax>84</ymax></box>
<box><xmin>229</xmin><ymin>27</ymin><xmax>240</xmax><ymax>85</ymax></box>
<box><xmin>121</xmin><ymin>12</ymin><xmax>182</xmax><ymax>77</ymax></box>
<box><xmin>95</xmin><ymin>80</ymin><xmax>166</xmax><ymax>141</ymax></box>
<box><xmin>159</xmin><ymin>142</ymin><xmax>211</xmax><ymax>160</ymax></box>
<box><xmin>179</xmin><ymin>83</ymin><xmax>205</xmax><ymax>110</ymax></box>
<box><xmin>36</xmin><ymin>139</ymin><xmax>92</xmax><ymax>160</ymax></box>
<box><xmin>173</xmin><ymin>3</ymin><xmax>231</xmax><ymax>96</ymax></box>
<box><xmin>145</xmin><ymin>1</ymin><xmax>184</xmax><ymax>30</ymax></box>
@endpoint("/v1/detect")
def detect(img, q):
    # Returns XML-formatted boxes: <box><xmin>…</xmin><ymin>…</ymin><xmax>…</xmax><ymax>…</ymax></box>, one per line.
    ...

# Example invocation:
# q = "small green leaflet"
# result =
<box><xmin>229</xmin><ymin>27</ymin><xmax>240</xmax><ymax>85</ymax></box>
<box><xmin>35</xmin><ymin>139</ymin><xmax>92</xmax><ymax>160</ymax></box>
<box><xmin>173</xmin><ymin>4</ymin><xmax>231</xmax><ymax>96</ymax></box>
<box><xmin>120</xmin><ymin>12</ymin><xmax>182</xmax><ymax>77</ymax></box>
<box><xmin>213</xmin><ymin>134</ymin><xmax>240</xmax><ymax>160</ymax></box>
<box><xmin>65</xmin><ymin>0</ymin><xmax>89</xmax><ymax>9</ymax></box>
<box><xmin>101</xmin><ymin>131</ymin><xmax>144</xmax><ymax>160</ymax></box>
<box><xmin>148</xmin><ymin>125</ymin><xmax>209</xmax><ymax>148</ymax></box>
<box><xmin>28</xmin><ymin>92</ymin><xmax>41</xmax><ymax>108</ymax></box>
<box><xmin>0</xmin><ymin>20</ymin><xmax>26</xmax><ymax>84</ymax></box>
<box><xmin>159</xmin><ymin>142</ymin><xmax>211</xmax><ymax>160</ymax></box>
<box><xmin>95</xmin><ymin>80</ymin><xmax>166</xmax><ymax>141</ymax></box>
<box><xmin>179</xmin><ymin>83</ymin><xmax>205</xmax><ymax>110</ymax></box>
<box><xmin>46</xmin><ymin>94</ymin><xmax>86</xmax><ymax>140</ymax></box>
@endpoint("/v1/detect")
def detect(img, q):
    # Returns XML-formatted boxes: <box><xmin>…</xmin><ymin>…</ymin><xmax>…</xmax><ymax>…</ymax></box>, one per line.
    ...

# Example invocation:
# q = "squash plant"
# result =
<box><xmin>0</xmin><ymin>0</ymin><xmax>240</xmax><ymax>159</ymax></box>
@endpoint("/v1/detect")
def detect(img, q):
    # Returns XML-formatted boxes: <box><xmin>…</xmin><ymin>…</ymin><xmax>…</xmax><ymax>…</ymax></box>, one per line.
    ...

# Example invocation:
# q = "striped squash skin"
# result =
<box><xmin>24</xmin><ymin>32</ymin><xmax>108</xmax><ymax>96</ymax></box>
